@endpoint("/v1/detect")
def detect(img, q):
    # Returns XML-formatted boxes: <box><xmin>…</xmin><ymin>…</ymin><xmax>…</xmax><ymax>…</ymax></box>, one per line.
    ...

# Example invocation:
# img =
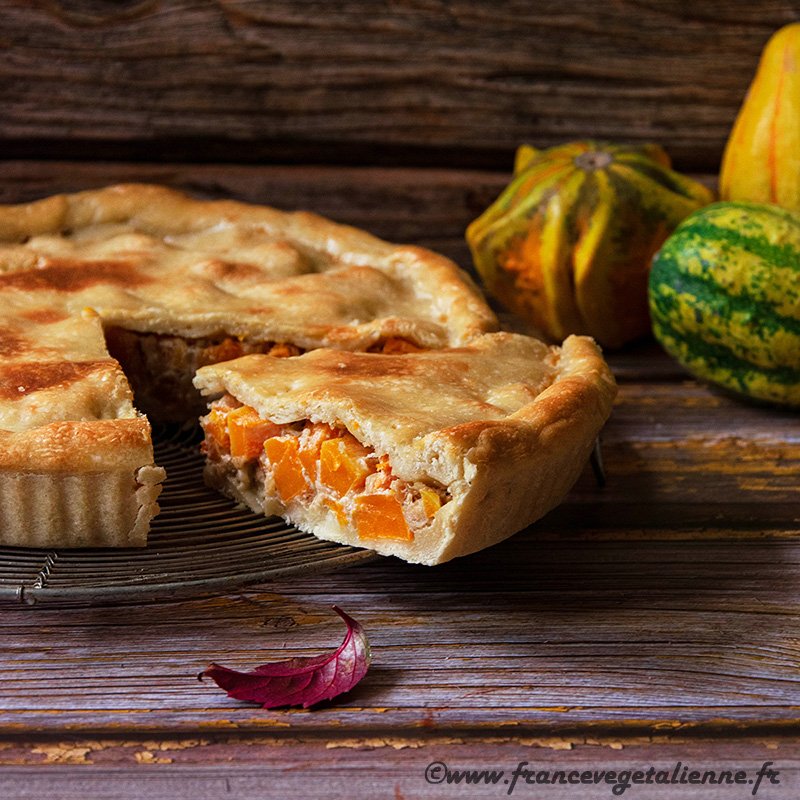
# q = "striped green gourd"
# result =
<box><xmin>648</xmin><ymin>201</ymin><xmax>800</xmax><ymax>407</ymax></box>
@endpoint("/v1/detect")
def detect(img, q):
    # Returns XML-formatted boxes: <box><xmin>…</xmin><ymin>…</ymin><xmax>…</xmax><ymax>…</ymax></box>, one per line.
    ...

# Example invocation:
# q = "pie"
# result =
<box><xmin>0</xmin><ymin>184</ymin><xmax>498</xmax><ymax>548</ymax></box>
<box><xmin>194</xmin><ymin>333</ymin><xmax>617</xmax><ymax>565</ymax></box>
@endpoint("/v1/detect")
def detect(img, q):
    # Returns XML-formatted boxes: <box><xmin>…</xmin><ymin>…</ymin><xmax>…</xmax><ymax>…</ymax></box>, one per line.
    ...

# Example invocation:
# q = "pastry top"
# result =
<box><xmin>0</xmin><ymin>305</ymin><xmax>153</xmax><ymax>472</ymax></box>
<box><xmin>0</xmin><ymin>183</ymin><xmax>497</xmax><ymax>349</ymax></box>
<box><xmin>0</xmin><ymin>307</ymin><xmax>133</xmax><ymax>432</ymax></box>
<box><xmin>194</xmin><ymin>332</ymin><xmax>617</xmax><ymax>487</ymax></box>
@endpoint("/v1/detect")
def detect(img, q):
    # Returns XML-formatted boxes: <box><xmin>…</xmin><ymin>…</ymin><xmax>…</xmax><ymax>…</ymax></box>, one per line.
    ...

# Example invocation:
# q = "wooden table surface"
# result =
<box><xmin>0</xmin><ymin>160</ymin><xmax>799</xmax><ymax>798</ymax></box>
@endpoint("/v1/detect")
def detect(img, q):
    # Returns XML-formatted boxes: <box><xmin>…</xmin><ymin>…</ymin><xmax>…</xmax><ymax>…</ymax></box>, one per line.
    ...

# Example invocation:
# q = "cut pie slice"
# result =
<box><xmin>194</xmin><ymin>332</ymin><xmax>616</xmax><ymax>564</ymax></box>
<box><xmin>0</xmin><ymin>307</ymin><xmax>164</xmax><ymax>547</ymax></box>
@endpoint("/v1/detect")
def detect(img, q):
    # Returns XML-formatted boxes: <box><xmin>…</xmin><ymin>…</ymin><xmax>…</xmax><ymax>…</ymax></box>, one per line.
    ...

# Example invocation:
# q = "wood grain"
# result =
<box><xmin>2</xmin><ymin>0</ymin><xmax>798</xmax><ymax>169</ymax></box>
<box><xmin>0</xmin><ymin>740</ymin><xmax>798</xmax><ymax>799</ymax></box>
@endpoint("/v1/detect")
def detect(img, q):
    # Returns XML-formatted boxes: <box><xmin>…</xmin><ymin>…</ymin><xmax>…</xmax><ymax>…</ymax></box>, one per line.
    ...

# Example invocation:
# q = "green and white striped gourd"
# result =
<box><xmin>648</xmin><ymin>201</ymin><xmax>800</xmax><ymax>407</ymax></box>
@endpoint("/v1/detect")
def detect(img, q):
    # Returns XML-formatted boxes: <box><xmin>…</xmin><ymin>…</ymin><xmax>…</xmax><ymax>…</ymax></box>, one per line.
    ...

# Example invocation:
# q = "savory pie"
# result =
<box><xmin>194</xmin><ymin>333</ymin><xmax>617</xmax><ymax>564</ymax></box>
<box><xmin>0</xmin><ymin>184</ymin><xmax>498</xmax><ymax>548</ymax></box>
<box><xmin>0</xmin><ymin>307</ymin><xmax>164</xmax><ymax>547</ymax></box>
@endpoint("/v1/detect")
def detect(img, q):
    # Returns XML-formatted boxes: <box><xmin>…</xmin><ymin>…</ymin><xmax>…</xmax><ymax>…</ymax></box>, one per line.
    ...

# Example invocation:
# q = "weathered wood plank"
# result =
<box><xmin>0</xmin><ymin>739</ymin><xmax>798</xmax><ymax>799</ymax></box>
<box><xmin>2</xmin><ymin>535</ymin><xmax>800</xmax><ymax>733</ymax></box>
<box><xmin>1</xmin><ymin>1</ymin><xmax>796</xmax><ymax>169</ymax></box>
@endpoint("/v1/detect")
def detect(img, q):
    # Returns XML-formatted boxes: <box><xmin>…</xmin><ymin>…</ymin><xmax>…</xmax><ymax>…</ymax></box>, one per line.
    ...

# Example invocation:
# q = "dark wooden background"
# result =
<box><xmin>2</xmin><ymin>2</ymin><xmax>800</xmax><ymax>797</ymax></box>
<box><xmin>2</xmin><ymin>0</ymin><xmax>798</xmax><ymax>170</ymax></box>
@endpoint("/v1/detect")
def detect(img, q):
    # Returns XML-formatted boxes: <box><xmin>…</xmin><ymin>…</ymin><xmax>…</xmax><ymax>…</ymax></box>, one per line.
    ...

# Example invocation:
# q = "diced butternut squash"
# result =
<box><xmin>298</xmin><ymin>423</ymin><xmax>339</xmax><ymax>480</ymax></box>
<box><xmin>379</xmin><ymin>337</ymin><xmax>422</xmax><ymax>354</ymax></box>
<box><xmin>200</xmin><ymin>337</ymin><xmax>245</xmax><ymax>365</ymax></box>
<box><xmin>419</xmin><ymin>487</ymin><xmax>443</xmax><ymax>519</ymax></box>
<box><xmin>264</xmin><ymin>436</ymin><xmax>307</xmax><ymax>503</ymax></box>
<box><xmin>263</xmin><ymin>436</ymin><xmax>291</xmax><ymax>464</ymax></box>
<box><xmin>204</xmin><ymin>408</ymin><xmax>230</xmax><ymax>450</ymax></box>
<box><xmin>353</xmin><ymin>494</ymin><xmax>413</xmax><ymax>541</ymax></box>
<box><xmin>268</xmin><ymin>342</ymin><xmax>303</xmax><ymax>358</ymax></box>
<box><xmin>323</xmin><ymin>497</ymin><xmax>349</xmax><ymax>528</ymax></box>
<box><xmin>227</xmin><ymin>405</ymin><xmax>281</xmax><ymax>460</ymax></box>
<box><xmin>298</xmin><ymin>443</ymin><xmax>319</xmax><ymax>481</ymax></box>
<box><xmin>319</xmin><ymin>435</ymin><xmax>371</xmax><ymax>496</ymax></box>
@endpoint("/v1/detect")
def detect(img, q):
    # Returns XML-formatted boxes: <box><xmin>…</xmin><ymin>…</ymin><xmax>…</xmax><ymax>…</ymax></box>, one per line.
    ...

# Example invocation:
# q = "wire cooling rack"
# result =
<box><xmin>0</xmin><ymin>423</ymin><xmax>376</xmax><ymax>606</ymax></box>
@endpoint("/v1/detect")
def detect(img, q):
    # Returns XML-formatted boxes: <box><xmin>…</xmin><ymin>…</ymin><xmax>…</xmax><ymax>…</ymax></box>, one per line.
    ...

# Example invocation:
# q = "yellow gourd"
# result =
<box><xmin>721</xmin><ymin>23</ymin><xmax>800</xmax><ymax>210</ymax></box>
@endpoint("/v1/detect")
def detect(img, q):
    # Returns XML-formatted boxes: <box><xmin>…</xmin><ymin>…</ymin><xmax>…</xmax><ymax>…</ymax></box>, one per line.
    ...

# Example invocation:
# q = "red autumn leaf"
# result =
<box><xmin>199</xmin><ymin>606</ymin><xmax>371</xmax><ymax>709</ymax></box>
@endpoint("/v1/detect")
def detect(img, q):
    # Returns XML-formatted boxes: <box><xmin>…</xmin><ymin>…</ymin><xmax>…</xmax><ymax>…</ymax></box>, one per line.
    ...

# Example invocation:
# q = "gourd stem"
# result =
<box><xmin>574</xmin><ymin>150</ymin><xmax>613</xmax><ymax>171</ymax></box>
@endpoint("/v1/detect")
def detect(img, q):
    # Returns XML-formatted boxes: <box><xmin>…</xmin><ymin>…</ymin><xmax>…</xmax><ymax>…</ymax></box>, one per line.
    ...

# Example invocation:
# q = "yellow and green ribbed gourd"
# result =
<box><xmin>466</xmin><ymin>141</ymin><xmax>713</xmax><ymax>348</ymax></box>
<box><xmin>720</xmin><ymin>23</ymin><xmax>800</xmax><ymax>211</ymax></box>
<box><xmin>649</xmin><ymin>201</ymin><xmax>800</xmax><ymax>407</ymax></box>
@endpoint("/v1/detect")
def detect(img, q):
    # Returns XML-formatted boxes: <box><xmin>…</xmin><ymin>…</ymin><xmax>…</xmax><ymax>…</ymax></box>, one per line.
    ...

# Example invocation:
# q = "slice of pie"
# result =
<box><xmin>194</xmin><ymin>333</ymin><xmax>616</xmax><ymax>564</ymax></box>
<box><xmin>0</xmin><ymin>184</ymin><xmax>498</xmax><ymax>548</ymax></box>
<box><xmin>0</xmin><ymin>306</ymin><xmax>164</xmax><ymax>547</ymax></box>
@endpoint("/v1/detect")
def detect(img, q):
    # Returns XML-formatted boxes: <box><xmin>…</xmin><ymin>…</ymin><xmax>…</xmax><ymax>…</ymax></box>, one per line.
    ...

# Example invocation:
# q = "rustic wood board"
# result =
<box><xmin>2</xmin><ymin>0</ymin><xmax>798</xmax><ymax>169</ymax></box>
<box><xmin>0</xmin><ymin>162</ymin><xmax>798</xmax><ymax>794</ymax></box>
<box><xmin>0</xmin><ymin>741</ymin><xmax>798</xmax><ymax>799</ymax></box>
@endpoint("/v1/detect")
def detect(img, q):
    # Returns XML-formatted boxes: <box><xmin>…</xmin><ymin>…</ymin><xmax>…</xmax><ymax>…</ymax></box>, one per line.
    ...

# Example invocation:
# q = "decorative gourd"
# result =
<box><xmin>720</xmin><ymin>23</ymin><xmax>800</xmax><ymax>210</ymax></box>
<box><xmin>466</xmin><ymin>141</ymin><xmax>713</xmax><ymax>349</ymax></box>
<box><xmin>649</xmin><ymin>201</ymin><xmax>800</xmax><ymax>407</ymax></box>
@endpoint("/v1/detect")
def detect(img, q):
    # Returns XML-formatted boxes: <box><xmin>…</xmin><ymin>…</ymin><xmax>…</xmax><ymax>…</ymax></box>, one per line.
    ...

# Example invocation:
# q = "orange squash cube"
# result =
<box><xmin>264</xmin><ymin>436</ymin><xmax>307</xmax><ymax>503</ymax></box>
<box><xmin>204</xmin><ymin>408</ymin><xmax>230</xmax><ymax>451</ymax></box>
<box><xmin>353</xmin><ymin>494</ymin><xmax>413</xmax><ymax>541</ymax></box>
<box><xmin>319</xmin><ymin>435</ymin><xmax>371</xmax><ymax>496</ymax></box>
<box><xmin>227</xmin><ymin>406</ymin><xmax>281</xmax><ymax>460</ymax></box>
<box><xmin>298</xmin><ymin>423</ymin><xmax>339</xmax><ymax>481</ymax></box>
<box><xmin>323</xmin><ymin>497</ymin><xmax>349</xmax><ymax>528</ymax></box>
<box><xmin>298</xmin><ymin>443</ymin><xmax>319</xmax><ymax>481</ymax></box>
<box><xmin>263</xmin><ymin>436</ymin><xmax>291</xmax><ymax>465</ymax></box>
<box><xmin>200</xmin><ymin>337</ymin><xmax>244</xmax><ymax>366</ymax></box>
<box><xmin>419</xmin><ymin>487</ymin><xmax>443</xmax><ymax>519</ymax></box>
<box><xmin>380</xmin><ymin>337</ymin><xmax>422</xmax><ymax>354</ymax></box>
<box><xmin>268</xmin><ymin>342</ymin><xmax>303</xmax><ymax>358</ymax></box>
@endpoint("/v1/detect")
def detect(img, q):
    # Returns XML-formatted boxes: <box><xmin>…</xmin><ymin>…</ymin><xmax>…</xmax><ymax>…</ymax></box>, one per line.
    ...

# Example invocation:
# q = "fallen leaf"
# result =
<box><xmin>199</xmin><ymin>606</ymin><xmax>371</xmax><ymax>709</ymax></box>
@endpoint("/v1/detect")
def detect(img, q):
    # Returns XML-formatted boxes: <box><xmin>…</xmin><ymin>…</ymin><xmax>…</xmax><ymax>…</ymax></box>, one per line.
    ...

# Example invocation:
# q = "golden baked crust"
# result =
<box><xmin>194</xmin><ymin>333</ymin><xmax>617</xmax><ymax>564</ymax></box>
<box><xmin>0</xmin><ymin>184</ymin><xmax>498</xmax><ymax>549</ymax></box>
<box><xmin>0</xmin><ymin>308</ymin><xmax>164</xmax><ymax>547</ymax></box>
<box><xmin>0</xmin><ymin>183</ymin><xmax>496</xmax><ymax>348</ymax></box>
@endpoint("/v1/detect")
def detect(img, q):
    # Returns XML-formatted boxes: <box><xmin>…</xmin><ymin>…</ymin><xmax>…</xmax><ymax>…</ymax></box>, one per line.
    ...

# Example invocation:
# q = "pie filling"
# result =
<box><xmin>201</xmin><ymin>394</ymin><xmax>450</xmax><ymax>542</ymax></box>
<box><xmin>105</xmin><ymin>329</ymin><xmax>423</xmax><ymax>419</ymax></box>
